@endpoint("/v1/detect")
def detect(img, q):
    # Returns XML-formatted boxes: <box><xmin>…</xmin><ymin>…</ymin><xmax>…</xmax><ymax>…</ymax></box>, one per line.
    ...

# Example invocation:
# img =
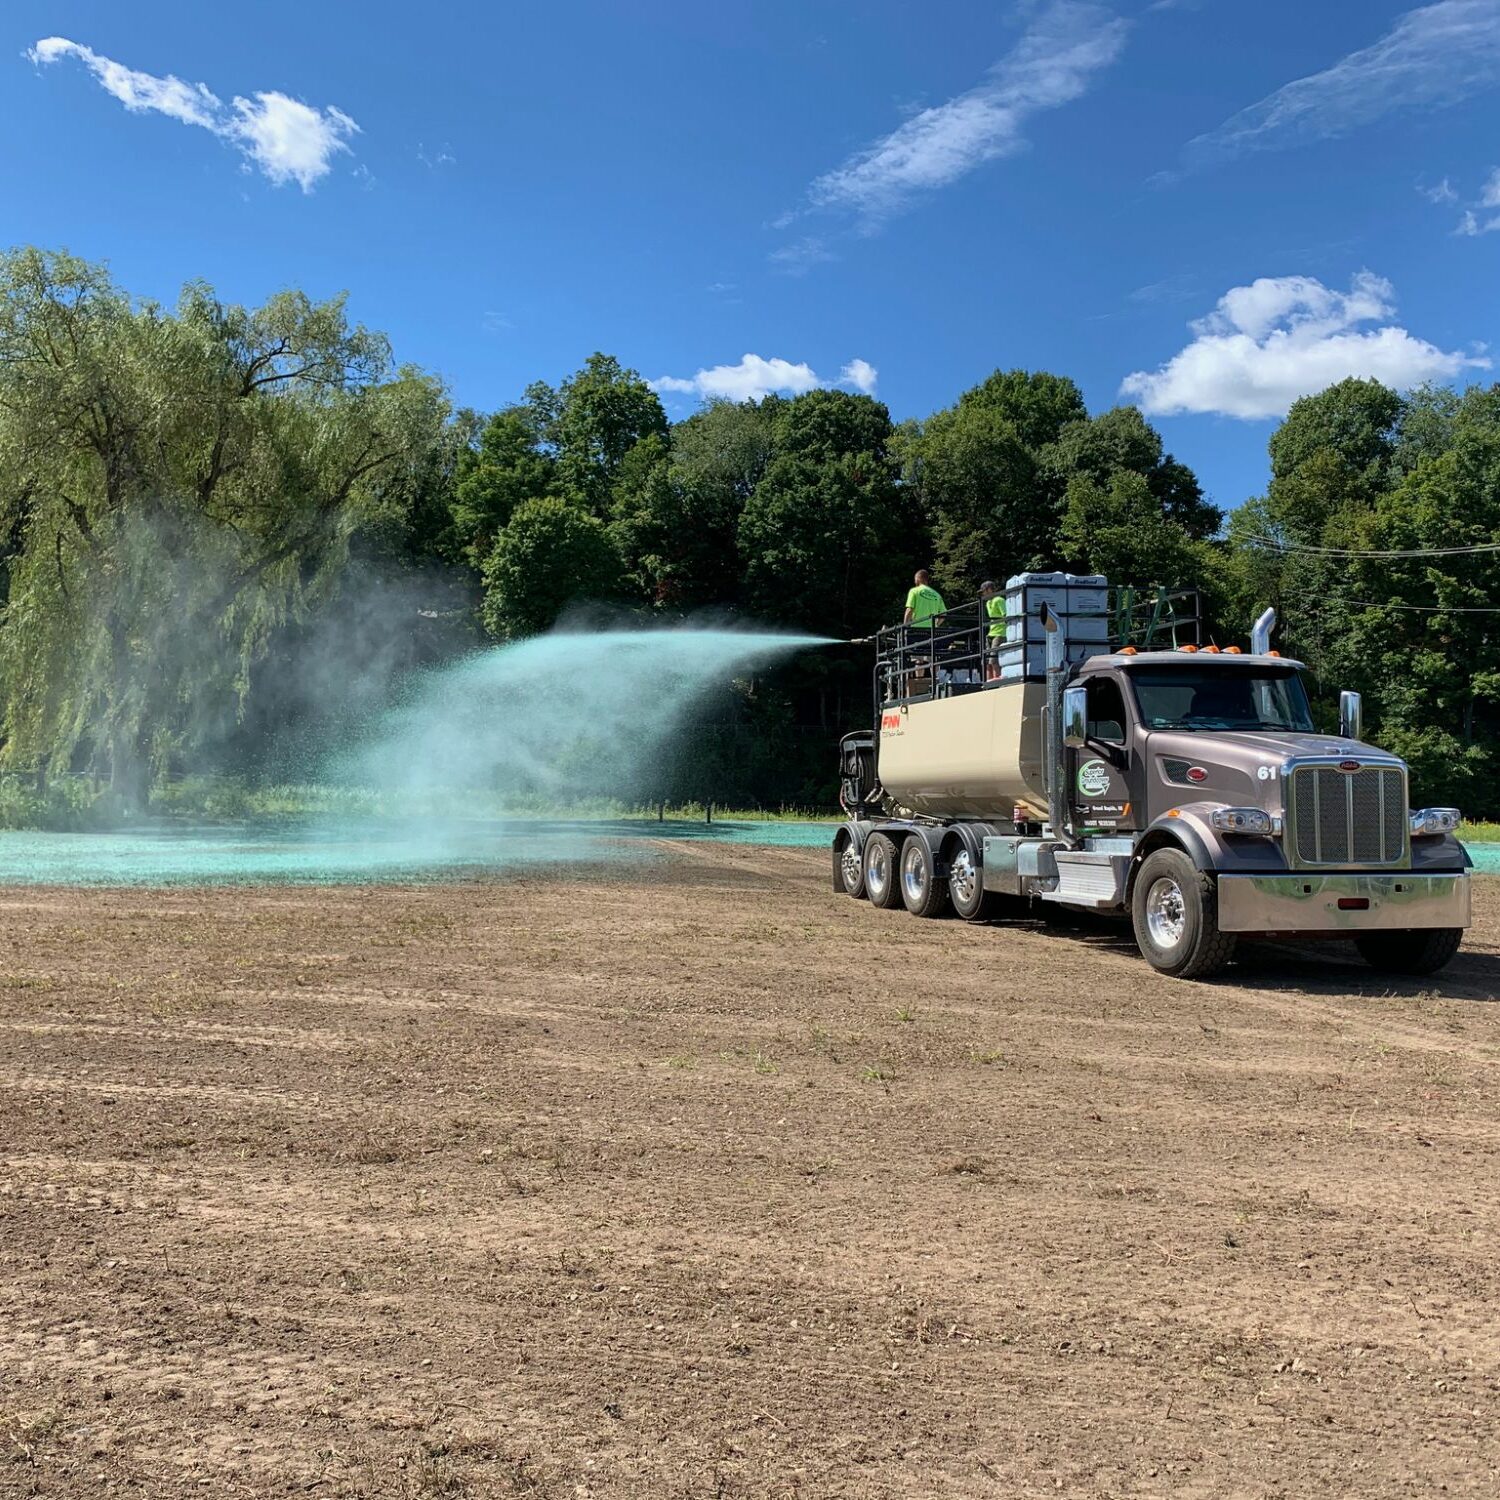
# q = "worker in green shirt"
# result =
<box><xmin>980</xmin><ymin>579</ymin><xmax>1005</xmax><ymax>681</ymax></box>
<box><xmin>903</xmin><ymin>570</ymin><xmax>946</xmax><ymax>628</ymax></box>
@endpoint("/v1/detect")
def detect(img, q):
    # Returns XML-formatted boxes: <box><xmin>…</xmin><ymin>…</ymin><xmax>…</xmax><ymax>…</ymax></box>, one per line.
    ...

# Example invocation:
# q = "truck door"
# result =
<box><xmin>1070</xmin><ymin>674</ymin><xmax>1137</xmax><ymax>833</ymax></box>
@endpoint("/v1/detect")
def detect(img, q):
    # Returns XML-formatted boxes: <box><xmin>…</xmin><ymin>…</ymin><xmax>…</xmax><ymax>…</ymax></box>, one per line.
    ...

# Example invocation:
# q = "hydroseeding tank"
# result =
<box><xmin>875</xmin><ymin>681</ymin><xmax>1048</xmax><ymax>820</ymax></box>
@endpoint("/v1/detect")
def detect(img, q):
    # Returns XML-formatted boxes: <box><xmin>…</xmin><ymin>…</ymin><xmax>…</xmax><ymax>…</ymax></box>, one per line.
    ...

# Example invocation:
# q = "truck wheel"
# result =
<box><xmin>899</xmin><ymin>837</ymin><xmax>950</xmax><ymax>918</ymax></box>
<box><xmin>1131</xmin><ymin>848</ymin><xmax>1236</xmax><ymax>979</ymax></box>
<box><xmin>946</xmin><ymin>839</ymin><xmax>992</xmax><ymax>922</ymax></box>
<box><xmin>1354</xmin><ymin>929</ymin><xmax>1463</xmax><ymax>975</ymax></box>
<box><xmin>863</xmin><ymin>833</ymin><xmax>902</xmax><ymax>909</ymax></box>
<box><xmin>833</xmin><ymin>830</ymin><xmax>866</xmax><ymax>898</ymax></box>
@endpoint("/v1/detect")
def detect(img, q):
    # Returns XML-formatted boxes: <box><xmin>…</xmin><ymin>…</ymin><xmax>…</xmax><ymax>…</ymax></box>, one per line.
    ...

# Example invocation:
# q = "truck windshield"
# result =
<box><xmin>1128</xmin><ymin>667</ymin><xmax>1314</xmax><ymax>732</ymax></box>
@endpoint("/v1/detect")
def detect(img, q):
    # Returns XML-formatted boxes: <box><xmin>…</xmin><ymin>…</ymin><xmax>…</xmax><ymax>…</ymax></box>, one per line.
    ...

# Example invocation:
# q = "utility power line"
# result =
<box><xmin>1282</xmin><ymin>588</ymin><xmax>1500</xmax><ymax>615</ymax></box>
<box><xmin>1336</xmin><ymin>597</ymin><xmax>1500</xmax><ymax>615</ymax></box>
<box><xmin>1244</xmin><ymin>534</ymin><xmax>1500</xmax><ymax>560</ymax></box>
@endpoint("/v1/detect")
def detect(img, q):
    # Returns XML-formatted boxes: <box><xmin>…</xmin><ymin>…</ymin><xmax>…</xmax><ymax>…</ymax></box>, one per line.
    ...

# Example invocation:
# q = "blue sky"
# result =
<box><xmin>5</xmin><ymin>0</ymin><xmax>1499</xmax><ymax>514</ymax></box>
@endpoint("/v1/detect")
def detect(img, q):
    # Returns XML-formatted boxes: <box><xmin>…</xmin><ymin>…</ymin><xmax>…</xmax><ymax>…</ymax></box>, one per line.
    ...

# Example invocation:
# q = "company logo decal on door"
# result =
<box><xmin>1077</xmin><ymin>759</ymin><xmax>1112</xmax><ymax>798</ymax></box>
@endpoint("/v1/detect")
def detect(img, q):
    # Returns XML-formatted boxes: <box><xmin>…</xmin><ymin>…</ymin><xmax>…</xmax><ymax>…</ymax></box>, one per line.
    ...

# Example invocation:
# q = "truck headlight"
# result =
<box><xmin>1410</xmin><ymin>807</ymin><xmax>1461</xmax><ymax>837</ymax></box>
<box><xmin>1211</xmin><ymin>807</ymin><xmax>1274</xmax><ymax>835</ymax></box>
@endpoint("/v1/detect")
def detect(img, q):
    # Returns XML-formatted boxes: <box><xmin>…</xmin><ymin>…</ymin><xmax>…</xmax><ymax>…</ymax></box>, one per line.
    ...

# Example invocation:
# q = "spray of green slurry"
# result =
<box><xmin>0</xmin><ymin>628</ymin><xmax>834</xmax><ymax>885</ymax></box>
<box><xmin>338</xmin><ymin>628</ymin><xmax>831</xmax><ymax>803</ymax></box>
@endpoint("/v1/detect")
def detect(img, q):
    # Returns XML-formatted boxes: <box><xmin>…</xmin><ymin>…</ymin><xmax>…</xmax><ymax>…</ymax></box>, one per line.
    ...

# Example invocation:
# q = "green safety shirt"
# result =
<box><xmin>905</xmin><ymin>584</ymin><xmax>946</xmax><ymax>627</ymax></box>
<box><xmin>985</xmin><ymin>593</ymin><xmax>1006</xmax><ymax>639</ymax></box>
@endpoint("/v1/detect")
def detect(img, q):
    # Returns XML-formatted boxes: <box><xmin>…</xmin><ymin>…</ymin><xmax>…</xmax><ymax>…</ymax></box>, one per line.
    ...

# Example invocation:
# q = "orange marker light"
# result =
<box><xmin>1204</xmin><ymin>645</ymin><xmax>1221</xmax><ymax>654</ymax></box>
<box><xmin>1119</xmin><ymin>645</ymin><xmax>1138</xmax><ymax>656</ymax></box>
<box><xmin>1166</xmin><ymin>808</ymin><xmax>1181</xmax><ymax>818</ymax></box>
<box><xmin>1267</xmin><ymin>649</ymin><xmax>1281</xmax><ymax>658</ymax></box>
<box><xmin>1224</xmin><ymin>646</ymin><xmax>1242</xmax><ymax>654</ymax></box>
<box><xmin>1180</xmin><ymin>644</ymin><xmax>1198</xmax><ymax>653</ymax></box>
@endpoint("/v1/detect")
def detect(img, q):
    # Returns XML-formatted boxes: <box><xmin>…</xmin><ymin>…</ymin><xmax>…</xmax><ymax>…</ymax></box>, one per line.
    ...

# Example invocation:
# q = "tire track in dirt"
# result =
<box><xmin>0</xmin><ymin>1017</ymin><xmax>352</xmax><ymax>1051</ymax></box>
<box><xmin>0</xmin><ymin>1075</ymin><xmax>360</xmax><ymax>1115</ymax></box>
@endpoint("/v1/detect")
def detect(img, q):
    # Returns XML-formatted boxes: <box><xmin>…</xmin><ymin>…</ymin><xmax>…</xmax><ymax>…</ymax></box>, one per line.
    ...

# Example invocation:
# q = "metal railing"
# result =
<box><xmin>873</xmin><ymin>586</ymin><xmax>1203</xmax><ymax>707</ymax></box>
<box><xmin>1111</xmin><ymin>586</ymin><xmax>1204</xmax><ymax>651</ymax></box>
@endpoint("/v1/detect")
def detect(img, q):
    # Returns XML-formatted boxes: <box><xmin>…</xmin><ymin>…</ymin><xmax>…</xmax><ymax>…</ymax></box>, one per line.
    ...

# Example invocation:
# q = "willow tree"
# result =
<box><xmin>0</xmin><ymin>247</ymin><xmax>451</xmax><ymax>804</ymax></box>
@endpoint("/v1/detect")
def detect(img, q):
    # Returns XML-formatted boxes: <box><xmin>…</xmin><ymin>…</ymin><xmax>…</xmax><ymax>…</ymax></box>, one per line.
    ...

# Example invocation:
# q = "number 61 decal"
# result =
<box><xmin>1256</xmin><ymin>765</ymin><xmax>1279</xmax><ymax>781</ymax></box>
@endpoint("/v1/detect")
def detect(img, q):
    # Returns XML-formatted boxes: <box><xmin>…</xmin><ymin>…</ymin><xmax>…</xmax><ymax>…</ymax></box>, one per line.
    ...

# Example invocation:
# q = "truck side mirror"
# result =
<box><xmin>1339</xmin><ymin>689</ymin><xmax>1363</xmax><ymax>741</ymax></box>
<box><xmin>1062</xmin><ymin>685</ymin><xmax>1088</xmax><ymax>749</ymax></box>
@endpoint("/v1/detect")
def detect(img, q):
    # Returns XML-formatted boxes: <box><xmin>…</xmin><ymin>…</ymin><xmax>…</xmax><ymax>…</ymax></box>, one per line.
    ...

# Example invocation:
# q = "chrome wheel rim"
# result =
<box><xmin>1146</xmin><ymin>876</ymin><xmax>1187</xmax><ymax>949</ymax></box>
<box><xmin>866</xmin><ymin>844</ymin><xmax>890</xmax><ymax>896</ymax></box>
<box><xmin>902</xmin><ymin>848</ymin><xmax>926</xmax><ymax>901</ymax></box>
<box><xmin>840</xmin><ymin>844</ymin><xmax>862</xmax><ymax>889</ymax></box>
<box><xmin>950</xmin><ymin>848</ymin><xmax>977</xmax><ymax>907</ymax></box>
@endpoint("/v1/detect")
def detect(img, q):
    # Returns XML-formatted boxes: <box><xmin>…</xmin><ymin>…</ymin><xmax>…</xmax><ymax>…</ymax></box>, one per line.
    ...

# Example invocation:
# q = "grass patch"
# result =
<box><xmin>1461</xmin><ymin>820</ymin><xmax>1500</xmax><ymax>843</ymax></box>
<box><xmin>0</xmin><ymin>771</ymin><xmax>836</xmax><ymax>831</ymax></box>
<box><xmin>154</xmin><ymin>780</ymin><xmax>833</xmax><ymax>826</ymax></box>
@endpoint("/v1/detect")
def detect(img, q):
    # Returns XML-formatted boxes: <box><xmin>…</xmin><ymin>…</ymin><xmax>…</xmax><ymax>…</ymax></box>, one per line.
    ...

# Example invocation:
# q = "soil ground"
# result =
<box><xmin>1</xmin><ymin>844</ymin><xmax>1498</xmax><ymax>1498</ymax></box>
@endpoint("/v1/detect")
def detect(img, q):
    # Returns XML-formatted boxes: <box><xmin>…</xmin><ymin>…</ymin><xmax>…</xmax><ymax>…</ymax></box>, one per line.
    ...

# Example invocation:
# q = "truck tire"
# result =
<box><xmin>945</xmin><ymin>838</ymin><xmax>992</xmax><ymax>922</ymax></box>
<box><xmin>1354</xmin><ymin>928</ymin><xmax>1463</xmax><ymax>976</ymax></box>
<box><xmin>1131</xmin><ymin>848</ymin><xmax>1236</xmax><ymax>979</ymax></box>
<box><xmin>899</xmin><ymin>837</ymin><xmax>950</xmax><ymax>919</ymax></box>
<box><xmin>863</xmin><ymin>833</ymin><xmax>902</xmax><ymax>909</ymax></box>
<box><xmin>833</xmin><ymin>829</ymin><xmax>866</xmax><ymax>898</ymax></box>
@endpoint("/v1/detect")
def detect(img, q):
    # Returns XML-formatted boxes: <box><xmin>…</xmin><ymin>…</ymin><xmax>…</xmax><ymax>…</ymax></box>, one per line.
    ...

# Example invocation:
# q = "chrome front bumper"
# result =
<box><xmin>1217</xmin><ymin>871</ymin><xmax>1470</xmax><ymax>934</ymax></box>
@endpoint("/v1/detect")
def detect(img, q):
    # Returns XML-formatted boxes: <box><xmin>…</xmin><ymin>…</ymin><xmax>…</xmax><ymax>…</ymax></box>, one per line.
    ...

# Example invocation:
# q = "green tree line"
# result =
<box><xmin>0</xmin><ymin>248</ymin><xmax>1496</xmax><ymax>816</ymax></box>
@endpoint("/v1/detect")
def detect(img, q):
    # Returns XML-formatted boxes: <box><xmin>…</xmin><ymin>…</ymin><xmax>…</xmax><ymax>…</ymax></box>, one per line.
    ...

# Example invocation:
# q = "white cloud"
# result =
<box><xmin>1184</xmin><ymin>1</ymin><xmax>1500</xmax><ymax>167</ymax></box>
<box><xmin>1456</xmin><ymin>206</ymin><xmax>1500</xmax><ymax>233</ymax></box>
<box><xmin>227</xmin><ymin>92</ymin><xmax>358</xmax><ymax>191</ymax></box>
<box><xmin>1120</xmin><ymin>271</ymin><xmax>1489</xmax><ymax>420</ymax></box>
<box><xmin>1129</xmin><ymin>273</ymin><xmax>1199</xmax><ymax>304</ymax></box>
<box><xmin>803</xmin><ymin>1</ymin><xmax>1127</xmax><ymax>223</ymax></box>
<box><xmin>28</xmin><ymin>36</ymin><xmax>357</xmax><ymax>191</ymax></box>
<box><xmin>1420</xmin><ymin>176</ymin><xmax>1458</xmax><ymax>202</ymax></box>
<box><xmin>27</xmin><ymin>36</ymin><xmax>219</xmax><ymax>127</ymax></box>
<box><xmin>769</xmin><ymin>236</ymin><xmax>836</xmax><ymax>274</ymax></box>
<box><xmin>1447</xmin><ymin>169</ymin><xmax>1500</xmax><ymax>233</ymax></box>
<box><xmin>651</xmin><ymin>353</ymin><xmax>878</xmax><ymax>403</ymax></box>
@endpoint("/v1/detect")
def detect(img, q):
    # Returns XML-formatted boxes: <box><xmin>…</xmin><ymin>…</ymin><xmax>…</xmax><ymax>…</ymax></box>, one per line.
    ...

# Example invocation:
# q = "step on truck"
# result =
<box><xmin>832</xmin><ymin>574</ymin><xmax>1472</xmax><ymax>979</ymax></box>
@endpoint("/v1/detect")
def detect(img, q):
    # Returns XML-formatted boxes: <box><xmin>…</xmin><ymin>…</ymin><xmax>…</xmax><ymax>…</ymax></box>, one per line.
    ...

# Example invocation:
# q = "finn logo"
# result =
<box><xmin>881</xmin><ymin>713</ymin><xmax>902</xmax><ymax>731</ymax></box>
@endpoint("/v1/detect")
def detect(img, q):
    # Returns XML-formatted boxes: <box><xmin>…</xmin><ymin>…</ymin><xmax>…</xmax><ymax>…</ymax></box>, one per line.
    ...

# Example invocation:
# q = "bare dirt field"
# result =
<box><xmin>2</xmin><ymin>844</ymin><xmax>1498</xmax><ymax>1498</ymax></box>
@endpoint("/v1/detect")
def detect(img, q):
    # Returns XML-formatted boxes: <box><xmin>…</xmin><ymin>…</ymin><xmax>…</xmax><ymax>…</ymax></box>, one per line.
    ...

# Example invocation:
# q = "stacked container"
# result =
<box><xmin>994</xmin><ymin>572</ymin><xmax>1110</xmax><ymax>680</ymax></box>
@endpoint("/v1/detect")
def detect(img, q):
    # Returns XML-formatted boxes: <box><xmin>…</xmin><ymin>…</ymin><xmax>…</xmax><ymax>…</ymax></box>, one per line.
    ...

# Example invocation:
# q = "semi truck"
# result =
<box><xmin>831</xmin><ymin>577</ymin><xmax>1471</xmax><ymax>979</ymax></box>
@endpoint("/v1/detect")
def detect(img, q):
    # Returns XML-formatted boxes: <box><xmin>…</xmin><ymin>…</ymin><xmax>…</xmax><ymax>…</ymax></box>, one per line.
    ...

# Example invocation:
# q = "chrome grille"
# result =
<box><xmin>1289</xmin><ymin>764</ymin><xmax>1406</xmax><ymax>867</ymax></box>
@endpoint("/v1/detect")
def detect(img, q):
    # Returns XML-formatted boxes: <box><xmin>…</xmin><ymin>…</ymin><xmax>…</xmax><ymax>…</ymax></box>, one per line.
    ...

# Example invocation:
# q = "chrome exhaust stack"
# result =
<box><xmin>1251</xmin><ymin>606</ymin><xmax>1276</xmax><ymax>657</ymax></box>
<box><xmin>1041</xmin><ymin>603</ymin><xmax>1073</xmax><ymax>846</ymax></box>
